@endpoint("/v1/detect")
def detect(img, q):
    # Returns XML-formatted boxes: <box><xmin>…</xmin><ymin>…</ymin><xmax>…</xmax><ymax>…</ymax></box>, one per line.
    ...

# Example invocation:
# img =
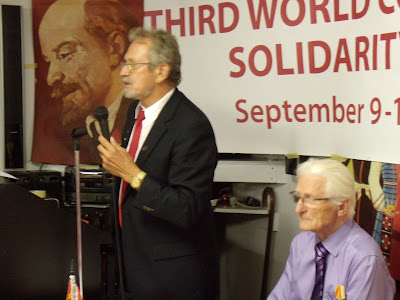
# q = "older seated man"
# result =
<box><xmin>268</xmin><ymin>158</ymin><xmax>395</xmax><ymax>300</ymax></box>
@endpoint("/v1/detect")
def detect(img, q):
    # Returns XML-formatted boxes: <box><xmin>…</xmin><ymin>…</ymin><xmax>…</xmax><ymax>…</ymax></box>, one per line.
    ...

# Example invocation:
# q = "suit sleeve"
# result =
<box><xmin>133</xmin><ymin>110</ymin><xmax>217</xmax><ymax>229</ymax></box>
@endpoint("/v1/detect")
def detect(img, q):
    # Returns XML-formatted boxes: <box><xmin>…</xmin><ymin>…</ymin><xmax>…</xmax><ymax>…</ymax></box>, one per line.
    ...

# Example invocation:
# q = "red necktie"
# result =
<box><xmin>119</xmin><ymin>109</ymin><xmax>145</xmax><ymax>227</ymax></box>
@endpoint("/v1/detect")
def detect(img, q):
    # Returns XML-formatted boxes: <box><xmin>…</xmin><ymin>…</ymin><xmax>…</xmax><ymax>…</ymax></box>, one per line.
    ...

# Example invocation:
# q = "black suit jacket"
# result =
<box><xmin>114</xmin><ymin>89</ymin><xmax>218</xmax><ymax>299</ymax></box>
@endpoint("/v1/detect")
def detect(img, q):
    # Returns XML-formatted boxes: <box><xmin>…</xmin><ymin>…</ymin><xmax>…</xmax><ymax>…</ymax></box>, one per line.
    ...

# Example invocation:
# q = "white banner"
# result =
<box><xmin>143</xmin><ymin>0</ymin><xmax>400</xmax><ymax>163</ymax></box>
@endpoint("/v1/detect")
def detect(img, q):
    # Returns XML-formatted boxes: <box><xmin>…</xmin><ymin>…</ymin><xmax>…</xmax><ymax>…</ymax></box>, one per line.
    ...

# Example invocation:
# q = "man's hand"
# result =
<box><xmin>97</xmin><ymin>136</ymin><xmax>141</xmax><ymax>183</ymax></box>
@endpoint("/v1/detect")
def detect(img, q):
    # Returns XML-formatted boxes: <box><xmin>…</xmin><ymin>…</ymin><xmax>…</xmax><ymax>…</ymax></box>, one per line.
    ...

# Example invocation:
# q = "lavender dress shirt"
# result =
<box><xmin>267</xmin><ymin>219</ymin><xmax>395</xmax><ymax>300</ymax></box>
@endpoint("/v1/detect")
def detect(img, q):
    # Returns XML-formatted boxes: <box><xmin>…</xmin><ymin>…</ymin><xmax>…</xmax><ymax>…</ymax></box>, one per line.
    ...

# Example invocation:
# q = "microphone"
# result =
<box><xmin>94</xmin><ymin>106</ymin><xmax>110</xmax><ymax>141</ymax></box>
<box><xmin>71</xmin><ymin>126</ymin><xmax>87</xmax><ymax>138</ymax></box>
<box><xmin>71</xmin><ymin>126</ymin><xmax>87</xmax><ymax>151</ymax></box>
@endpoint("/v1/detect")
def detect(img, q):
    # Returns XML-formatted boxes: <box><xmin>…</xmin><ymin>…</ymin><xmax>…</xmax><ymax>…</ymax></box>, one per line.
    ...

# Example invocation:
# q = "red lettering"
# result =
<box><xmin>346</xmin><ymin>104</ymin><xmax>356</xmax><ymax>123</ymax></box>
<box><xmin>265</xmin><ymin>105</ymin><xmax>281</xmax><ymax>129</ymax></box>
<box><xmin>166</xmin><ymin>8</ymin><xmax>185</xmax><ymax>36</ymax></box>
<box><xmin>219</xmin><ymin>2</ymin><xmax>239</xmax><ymax>33</ymax></box>
<box><xmin>296</xmin><ymin>42</ymin><xmax>305</xmax><ymax>74</ymax></box>
<box><xmin>309</xmin><ymin>104</ymin><xmax>329</xmax><ymax>122</ymax></box>
<box><xmin>247</xmin><ymin>0</ymin><xmax>278</xmax><ymax>29</ymax></box>
<box><xmin>379</xmin><ymin>0</ymin><xmax>395</xmax><ymax>14</ymax></box>
<box><xmin>282</xmin><ymin>100</ymin><xmax>293</xmax><ymax>122</ymax></box>
<box><xmin>358</xmin><ymin>104</ymin><xmax>365</xmax><ymax>123</ymax></box>
<box><xmin>352</xmin><ymin>0</ymin><xmax>370</xmax><ymax>19</ymax></box>
<box><xmin>355</xmin><ymin>36</ymin><xmax>370</xmax><ymax>71</ymax></box>
<box><xmin>249</xmin><ymin>45</ymin><xmax>273</xmax><ymax>76</ymax></box>
<box><xmin>334</xmin><ymin>0</ymin><xmax>349</xmax><ymax>21</ymax></box>
<box><xmin>229</xmin><ymin>47</ymin><xmax>246</xmax><ymax>78</ymax></box>
<box><xmin>276</xmin><ymin>44</ymin><xmax>294</xmax><ymax>75</ymax></box>
<box><xmin>373</xmin><ymin>34</ymin><xmax>378</xmax><ymax>70</ymax></box>
<box><xmin>189</xmin><ymin>7</ymin><xmax>195</xmax><ymax>36</ymax></box>
<box><xmin>333</xmin><ymin>96</ymin><xmax>345</xmax><ymax>122</ymax></box>
<box><xmin>333</xmin><ymin>39</ymin><xmax>352</xmax><ymax>72</ymax></box>
<box><xmin>310</xmin><ymin>0</ymin><xmax>330</xmax><ymax>24</ymax></box>
<box><xmin>236</xmin><ymin>99</ymin><xmax>248</xmax><ymax>122</ymax></box>
<box><xmin>308</xmin><ymin>41</ymin><xmax>331</xmax><ymax>73</ymax></box>
<box><xmin>199</xmin><ymin>5</ymin><xmax>216</xmax><ymax>35</ymax></box>
<box><xmin>281</xmin><ymin>0</ymin><xmax>306</xmax><ymax>26</ymax></box>
<box><xmin>144</xmin><ymin>10</ymin><xmax>163</xmax><ymax>29</ymax></box>
<box><xmin>294</xmin><ymin>104</ymin><xmax>306</xmax><ymax>122</ymax></box>
<box><xmin>251</xmin><ymin>105</ymin><xmax>264</xmax><ymax>122</ymax></box>
<box><xmin>380</xmin><ymin>32</ymin><xmax>397</xmax><ymax>69</ymax></box>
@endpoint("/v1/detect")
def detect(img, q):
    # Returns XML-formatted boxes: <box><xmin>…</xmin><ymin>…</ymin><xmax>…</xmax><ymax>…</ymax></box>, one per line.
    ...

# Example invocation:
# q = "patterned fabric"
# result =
<box><xmin>373</xmin><ymin>163</ymin><xmax>396</xmax><ymax>267</ymax></box>
<box><xmin>311</xmin><ymin>242</ymin><xmax>329</xmax><ymax>300</ymax></box>
<box><xmin>392</xmin><ymin>165</ymin><xmax>400</xmax><ymax>280</ymax></box>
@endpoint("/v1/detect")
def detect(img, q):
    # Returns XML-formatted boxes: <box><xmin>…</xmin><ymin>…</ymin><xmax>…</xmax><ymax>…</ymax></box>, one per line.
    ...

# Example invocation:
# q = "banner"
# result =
<box><xmin>143</xmin><ymin>0</ymin><xmax>400</xmax><ymax>164</ymax></box>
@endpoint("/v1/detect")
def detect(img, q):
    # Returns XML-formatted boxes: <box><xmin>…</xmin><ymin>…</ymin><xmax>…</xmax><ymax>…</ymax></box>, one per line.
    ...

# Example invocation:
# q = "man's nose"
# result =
<box><xmin>119</xmin><ymin>65</ymin><xmax>130</xmax><ymax>77</ymax></box>
<box><xmin>47</xmin><ymin>62</ymin><xmax>64</xmax><ymax>86</ymax></box>
<box><xmin>295</xmin><ymin>199</ymin><xmax>305</xmax><ymax>214</ymax></box>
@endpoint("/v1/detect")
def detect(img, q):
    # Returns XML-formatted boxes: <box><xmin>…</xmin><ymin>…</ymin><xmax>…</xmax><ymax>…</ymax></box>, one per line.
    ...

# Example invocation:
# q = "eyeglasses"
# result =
<box><xmin>120</xmin><ymin>61</ymin><xmax>151</xmax><ymax>71</ymax></box>
<box><xmin>289</xmin><ymin>191</ymin><xmax>332</xmax><ymax>206</ymax></box>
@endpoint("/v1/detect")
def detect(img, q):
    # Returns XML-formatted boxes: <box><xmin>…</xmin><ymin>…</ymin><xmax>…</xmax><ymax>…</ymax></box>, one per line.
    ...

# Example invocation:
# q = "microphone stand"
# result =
<box><xmin>112</xmin><ymin>176</ymin><xmax>125</xmax><ymax>300</ymax></box>
<box><xmin>71</xmin><ymin>127</ymin><xmax>87</xmax><ymax>299</ymax></box>
<box><xmin>94</xmin><ymin>106</ymin><xmax>125</xmax><ymax>299</ymax></box>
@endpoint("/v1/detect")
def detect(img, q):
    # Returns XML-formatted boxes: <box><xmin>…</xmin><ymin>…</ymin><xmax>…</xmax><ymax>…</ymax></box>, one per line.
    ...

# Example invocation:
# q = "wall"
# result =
<box><xmin>214</xmin><ymin>158</ymin><xmax>300</xmax><ymax>298</ymax></box>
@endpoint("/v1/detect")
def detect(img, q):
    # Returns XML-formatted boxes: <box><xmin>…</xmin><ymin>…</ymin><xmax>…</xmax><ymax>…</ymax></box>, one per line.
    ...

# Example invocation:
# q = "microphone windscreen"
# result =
<box><xmin>95</xmin><ymin>106</ymin><xmax>108</xmax><ymax>122</ymax></box>
<box><xmin>94</xmin><ymin>106</ymin><xmax>111</xmax><ymax>141</ymax></box>
<box><xmin>71</xmin><ymin>126</ymin><xmax>88</xmax><ymax>138</ymax></box>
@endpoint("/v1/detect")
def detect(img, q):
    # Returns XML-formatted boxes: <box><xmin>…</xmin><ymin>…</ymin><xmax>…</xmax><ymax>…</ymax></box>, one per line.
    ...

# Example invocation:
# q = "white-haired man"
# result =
<box><xmin>268</xmin><ymin>158</ymin><xmax>395</xmax><ymax>300</ymax></box>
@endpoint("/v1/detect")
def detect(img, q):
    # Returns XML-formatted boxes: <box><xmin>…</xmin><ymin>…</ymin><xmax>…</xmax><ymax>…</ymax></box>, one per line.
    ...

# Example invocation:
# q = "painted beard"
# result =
<box><xmin>50</xmin><ymin>81</ymin><xmax>92</xmax><ymax>130</ymax></box>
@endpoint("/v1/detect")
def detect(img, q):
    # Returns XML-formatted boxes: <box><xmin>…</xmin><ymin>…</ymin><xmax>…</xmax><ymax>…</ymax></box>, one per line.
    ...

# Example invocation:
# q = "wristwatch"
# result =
<box><xmin>130</xmin><ymin>171</ymin><xmax>147</xmax><ymax>190</ymax></box>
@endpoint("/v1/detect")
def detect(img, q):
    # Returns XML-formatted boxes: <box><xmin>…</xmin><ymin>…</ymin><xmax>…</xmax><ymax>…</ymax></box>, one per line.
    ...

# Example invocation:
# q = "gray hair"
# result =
<box><xmin>128</xmin><ymin>27</ymin><xmax>182</xmax><ymax>86</ymax></box>
<box><xmin>296</xmin><ymin>158</ymin><xmax>356</xmax><ymax>219</ymax></box>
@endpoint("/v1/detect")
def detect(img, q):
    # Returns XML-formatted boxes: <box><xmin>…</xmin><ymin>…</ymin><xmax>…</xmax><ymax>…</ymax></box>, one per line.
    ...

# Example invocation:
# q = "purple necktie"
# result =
<box><xmin>311</xmin><ymin>242</ymin><xmax>329</xmax><ymax>300</ymax></box>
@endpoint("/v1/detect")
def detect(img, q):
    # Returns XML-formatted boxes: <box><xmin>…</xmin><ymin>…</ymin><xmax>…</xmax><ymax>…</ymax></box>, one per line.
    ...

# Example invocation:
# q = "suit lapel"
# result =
<box><xmin>113</xmin><ymin>97</ymin><xmax>136</xmax><ymax>144</ymax></box>
<box><xmin>136</xmin><ymin>89</ymin><xmax>182</xmax><ymax>166</ymax></box>
<box><xmin>121</xmin><ymin>101</ymin><xmax>139</xmax><ymax>149</ymax></box>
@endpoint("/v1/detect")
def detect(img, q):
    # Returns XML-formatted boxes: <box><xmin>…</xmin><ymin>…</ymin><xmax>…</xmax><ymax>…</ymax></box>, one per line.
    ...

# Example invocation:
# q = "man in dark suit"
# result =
<box><xmin>98</xmin><ymin>28</ymin><xmax>219</xmax><ymax>299</ymax></box>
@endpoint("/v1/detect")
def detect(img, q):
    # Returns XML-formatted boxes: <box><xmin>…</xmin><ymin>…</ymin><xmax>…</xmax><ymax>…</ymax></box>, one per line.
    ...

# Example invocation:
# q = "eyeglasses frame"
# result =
<box><xmin>289</xmin><ymin>190</ymin><xmax>333</xmax><ymax>206</ymax></box>
<box><xmin>120</xmin><ymin>61</ymin><xmax>152</xmax><ymax>71</ymax></box>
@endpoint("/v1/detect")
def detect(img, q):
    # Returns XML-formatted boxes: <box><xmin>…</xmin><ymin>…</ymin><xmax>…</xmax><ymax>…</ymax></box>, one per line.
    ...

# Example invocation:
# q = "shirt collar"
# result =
<box><xmin>135</xmin><ymin>87</ymin><xmax>175</xmax><ymax>122</ymax></box>
<box><xmin>317</xmin><ymin>219</ymin><xmax>354</xmax><ymax>257</ymax></box>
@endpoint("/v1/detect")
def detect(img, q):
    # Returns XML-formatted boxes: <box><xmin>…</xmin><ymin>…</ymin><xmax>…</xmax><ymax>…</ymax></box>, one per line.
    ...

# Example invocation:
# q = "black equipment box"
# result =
<box><xmin>64</xmin><ymin>167</ymin><xmax>113</xmax><ymax>205</ymax></box>
<box><xmin>7</xmin><ymin>170</ymin><xmax>62</xmax><ymax>203</ymax></box>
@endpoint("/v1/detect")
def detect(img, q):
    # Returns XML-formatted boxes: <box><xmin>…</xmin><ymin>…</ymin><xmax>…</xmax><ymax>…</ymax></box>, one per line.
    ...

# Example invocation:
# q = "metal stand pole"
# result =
<box><xmin>71</xmin><ymin>127</ymin><xmax>87</xmax><ymax>299</ymax></box>
<box><xmin>112</xmin><ymin>179</ymin><xmax>125</xmax><ymax>300</ymax></box>
<box><xmin>74</xmin><ymin>150</ymin><xmax>83</xmax><ymax>298</ymax></box>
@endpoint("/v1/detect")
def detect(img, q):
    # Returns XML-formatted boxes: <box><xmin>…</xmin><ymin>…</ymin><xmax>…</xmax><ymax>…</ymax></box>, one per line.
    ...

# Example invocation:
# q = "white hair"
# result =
<box><xmin>296</xmin><ymin>158</ymin><xmax>356</xmax><ymax>219</ymax></box>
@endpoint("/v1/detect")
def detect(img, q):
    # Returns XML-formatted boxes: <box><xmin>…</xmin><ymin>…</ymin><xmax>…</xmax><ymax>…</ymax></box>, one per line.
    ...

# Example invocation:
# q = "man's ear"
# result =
<box><xmin>338</xmin><ymin>198</ymin><xmax>349</xmax><ymax>217</ymax></box>
<box><xmin>106</xmin><ymin>30</ymin><xmax>127</xmax><ymax>67</ymax></box>
<box><xmin>154</xmin><ymin>63</ymin><xmax>171</xmax><ymax>84</ymax></box>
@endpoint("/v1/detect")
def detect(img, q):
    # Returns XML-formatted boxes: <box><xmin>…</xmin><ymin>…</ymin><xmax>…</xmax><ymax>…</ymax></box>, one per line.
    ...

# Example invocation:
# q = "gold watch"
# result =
<box><xmin>130</xmin><ymin>171</ymin><xmax>147</xmax><ymax>190</ymax></box>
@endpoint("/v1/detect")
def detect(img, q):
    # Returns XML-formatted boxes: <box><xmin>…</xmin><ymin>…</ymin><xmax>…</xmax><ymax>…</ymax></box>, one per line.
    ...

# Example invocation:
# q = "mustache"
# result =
<box><xmin>122</xmin><ymin>77</ymin><xmax>131</xmax><ymax>84</ymax></box>
<box><xmin>50</xmin><ymin>82</ymin><xmax>80</xmax><ymax>99</ymax></box>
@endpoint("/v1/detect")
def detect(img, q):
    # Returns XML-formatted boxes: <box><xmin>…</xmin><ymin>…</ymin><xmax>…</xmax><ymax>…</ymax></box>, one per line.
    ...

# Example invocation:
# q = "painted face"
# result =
<box><xmin>39</xmin><ymin>0</ymin><xmax>113</xmax><ymax>129</ymax></box>
<box><xmin>120</xmin><ymin>39</ymin><xmax>157</xmax><ymax>102</ymax></box>
<box><xmin>295</xmin><ymin>174</ymin><xmax>341</xmax><ymax>240</ymax></box>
